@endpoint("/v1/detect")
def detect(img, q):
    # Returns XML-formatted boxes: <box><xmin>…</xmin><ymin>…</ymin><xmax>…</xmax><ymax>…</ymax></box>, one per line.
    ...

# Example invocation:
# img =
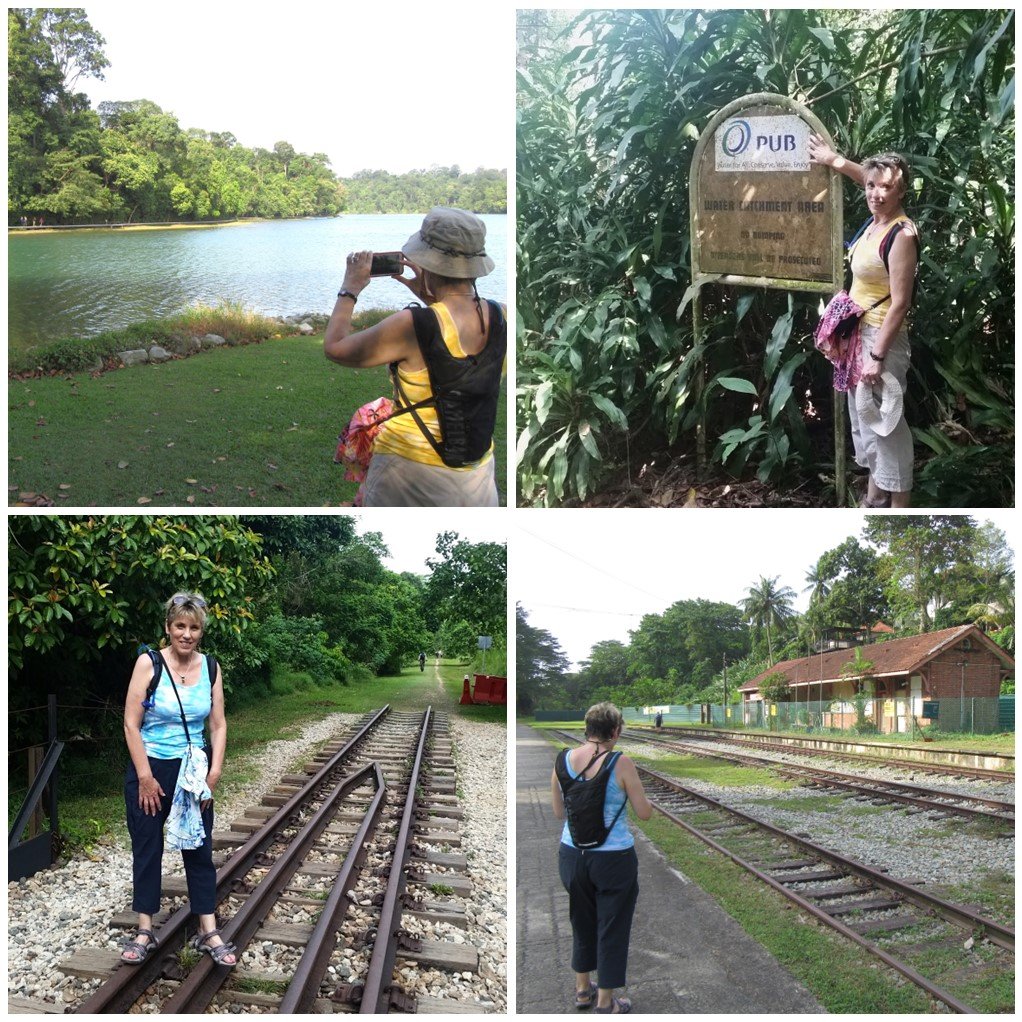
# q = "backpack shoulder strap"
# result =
<box><xmin>879</xmin><ymin>220</ymin><xmax>920</xmax><ymax>271</ymax></box>
<box><xmin>205</xmin><ymin>653</ymin><xmax>219</xmax><ymax>688</ymax></box>
<box><xmin>142</xmin><ymin>649</ymin><xmax>163</xmax><ymax>709</ymax></box>
<box><xmin>846</xmin><ymin>216</ymin><xmax>874</xmax><ymax>250</ymax></box>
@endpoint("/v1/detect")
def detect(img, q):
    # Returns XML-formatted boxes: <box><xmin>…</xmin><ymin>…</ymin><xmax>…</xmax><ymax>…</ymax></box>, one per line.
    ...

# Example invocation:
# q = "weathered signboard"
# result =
<box><xmin>690</xmin><ymin>93</ymin><xmax>842</xmax><ymax>293</ymax></box>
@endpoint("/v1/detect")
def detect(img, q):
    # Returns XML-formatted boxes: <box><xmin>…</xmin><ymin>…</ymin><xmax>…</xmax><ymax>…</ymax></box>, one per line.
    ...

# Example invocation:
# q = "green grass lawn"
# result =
<box><xmin>9</xmin><ymin>336</ymin><xmax>508</xmax><ymax>506</ymax></box>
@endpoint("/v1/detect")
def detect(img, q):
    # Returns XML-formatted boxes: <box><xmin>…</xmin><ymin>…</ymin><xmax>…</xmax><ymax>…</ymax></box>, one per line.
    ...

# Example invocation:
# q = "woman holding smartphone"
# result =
<box><xmin>324</xmin><ymin>207</ymin><xmax>505</xmax><ymax>507</ymax></box>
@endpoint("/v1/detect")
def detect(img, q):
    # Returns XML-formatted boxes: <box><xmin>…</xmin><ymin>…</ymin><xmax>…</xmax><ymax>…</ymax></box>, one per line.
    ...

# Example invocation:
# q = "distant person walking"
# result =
<box><xmin>419</xmin><ymin>651</ymin><xmax>427</xmax><ymax>672</ymax></box>
<box><xmin>552</xmin><ymin>703</ymin><xmax>652</xmax><ymax>1013</ymax></box>
<box><xmin>809</xmin><ymin>135</ymin><xmax>919</xmax><ymax>508</ymax></box>
<box><xmin>654</xmin><ymin>711</ymin><xmax>663</xmax><ymax>731</ymax></box>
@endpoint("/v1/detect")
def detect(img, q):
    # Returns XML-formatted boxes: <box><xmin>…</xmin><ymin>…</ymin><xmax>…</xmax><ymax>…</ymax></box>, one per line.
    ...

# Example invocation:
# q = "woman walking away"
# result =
<box><xmin>324</xmin><ymin>207</ymin><xmax>506</xmax><ymax>507</ymax></box>
<box><xmin>809</xmin><ymin>135</ymin><xmax>919</xmax><ymax>507</ymax></box>
<box><xmin>121</xmin><ymin>592</ymin><xmax>236</xmax><ymax>968</ymax></box>
<box><xmin>552</xmin><ymin>703</ymin><xmax>652</xmax><ymax>1013</ymax></box>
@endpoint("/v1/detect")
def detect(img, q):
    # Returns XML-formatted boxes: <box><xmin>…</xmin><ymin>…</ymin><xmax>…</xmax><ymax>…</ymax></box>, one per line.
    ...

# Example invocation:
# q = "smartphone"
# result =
<box><xmin>370</xmin><ymin>251</ymin><xmax>403</xmax><ymax>276</ymax></box>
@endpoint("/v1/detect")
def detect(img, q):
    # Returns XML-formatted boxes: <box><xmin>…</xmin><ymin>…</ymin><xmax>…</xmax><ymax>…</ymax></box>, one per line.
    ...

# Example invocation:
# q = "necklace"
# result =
<box><xmin>170</xmin><ymin>651</ymin><xmax>195</xmax><ymax>684</ymax></box>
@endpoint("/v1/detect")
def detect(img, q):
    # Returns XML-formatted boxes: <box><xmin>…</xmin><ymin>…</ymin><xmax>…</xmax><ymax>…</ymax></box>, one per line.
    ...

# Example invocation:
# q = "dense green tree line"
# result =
<box><xmin>8</xmin><ymin>516</ymin><xmax>507</xmax><ymax>748</ymax></box>
<box><xmin>517</xmin><ymin>517</ymin><xmax>1014</xmax><ymax>712</ymax></box>
<box><xmin>341</xmin><ymin>167</ymin><xmax>506</xmax><ymax>214</ymax></box>
<box><xmin>8</xmin><ymin>9</ymin><xmax>505</xmax><ymax>223</ymax></box>
<box><xmin>517</xmin><ymin>9</ymin><xmax>1014</xmax><ymax>506</ymax></box>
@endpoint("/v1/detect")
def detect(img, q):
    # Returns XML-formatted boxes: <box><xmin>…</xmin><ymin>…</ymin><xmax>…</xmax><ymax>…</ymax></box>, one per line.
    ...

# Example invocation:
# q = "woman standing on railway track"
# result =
<box><xmin>120</xmin><ymin>592</ymin><xmax>237</xmax><ymax>968</ymax></box>
<box><xmin>552</xmin><ymin>702</ymin><xmax>653</xmax><ymax>1014</ymax></box>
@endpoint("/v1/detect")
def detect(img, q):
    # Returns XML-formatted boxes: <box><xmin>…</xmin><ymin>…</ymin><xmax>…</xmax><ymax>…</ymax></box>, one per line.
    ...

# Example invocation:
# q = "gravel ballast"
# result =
<box><xmin>7</xmin><ymin>711</ymin><xmax>507</xmax><ymax>1012</ymax></box>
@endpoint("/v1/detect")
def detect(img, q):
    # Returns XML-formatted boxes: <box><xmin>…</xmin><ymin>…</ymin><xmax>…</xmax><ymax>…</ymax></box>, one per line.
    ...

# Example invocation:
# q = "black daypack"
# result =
<box><xmin>388</xmin><ymin>300</ymin><xmax>506</xmax><ymax>468</ymax></box>
<box><xmin>555</xmin><ymin>748</ymin><xmax>626</xmax><ymax>849</ymax></box>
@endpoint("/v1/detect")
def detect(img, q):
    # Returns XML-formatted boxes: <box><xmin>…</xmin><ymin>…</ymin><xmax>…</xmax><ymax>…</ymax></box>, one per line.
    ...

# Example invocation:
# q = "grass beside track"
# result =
<box><xmin>50</xmin><ymin>661</ymin><xmax>498</xmax><ymax>855</ymax></box>
<box><xmin>9</xmin><ymin>334</ymin><xmax>508</xmax><ymax>507</ymax></box>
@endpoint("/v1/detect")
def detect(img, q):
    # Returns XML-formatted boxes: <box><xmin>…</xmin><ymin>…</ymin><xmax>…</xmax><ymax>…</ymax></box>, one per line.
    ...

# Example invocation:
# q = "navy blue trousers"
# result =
<box><xmin>558</xmin><ymin>843</ymin><xmax>639</xmax><ymax>989</ymax></box>
<box><xmin>125</xmin><ymin>753</ymin><xmax>216</xmax><ymax>916</ymax></box>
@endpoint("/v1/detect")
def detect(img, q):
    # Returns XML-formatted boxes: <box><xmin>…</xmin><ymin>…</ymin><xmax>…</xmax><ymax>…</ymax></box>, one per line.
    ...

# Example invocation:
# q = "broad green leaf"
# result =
<box><xmin>717</xmin><ymin>377</ymin><xmax>758</xmax><ymax>396</ymax></box>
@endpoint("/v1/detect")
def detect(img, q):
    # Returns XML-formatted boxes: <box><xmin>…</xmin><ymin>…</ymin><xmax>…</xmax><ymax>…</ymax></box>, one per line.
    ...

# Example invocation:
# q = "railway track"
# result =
<box><xmin>551</xmin><ymin>729</ymin><xmax>1014</xmax><ymax>1013</ymax></box>
<box><xmin>622</xmin><ymin>728</ymin><xmax>1015</xmax><ymax>827</ymax></box>
<box><xmin>664</xmin><ymin>726</ymin><xmax>1014</xmax><ymax>782</ymax></box>
<box><xmin>56</xmin><ymin>706</ymin><xmax>484</xmax><ymax>1014</ymax></box>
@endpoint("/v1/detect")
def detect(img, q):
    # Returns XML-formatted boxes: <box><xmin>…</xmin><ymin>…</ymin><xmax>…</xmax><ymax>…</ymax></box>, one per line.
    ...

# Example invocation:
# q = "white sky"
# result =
<box><xmin>78</xmin><ymin>5</ymin><xmax>513</xmax><ymax>176</ymax></box>
<box><xmin>513</xmin><ymin>510</ymin><xmax>1020</xmax><ymax>669</ymax></box>
<box><xmin>351</xmin><ymin>509</ymin><xmax>507</xmax><ymax>577</ymax></box>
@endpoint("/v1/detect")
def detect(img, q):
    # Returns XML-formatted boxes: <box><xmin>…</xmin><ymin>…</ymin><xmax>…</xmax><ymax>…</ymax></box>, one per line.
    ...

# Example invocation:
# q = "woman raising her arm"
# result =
<box><xmin>810</xmin><ymin>135</ymin><xmax>919</xmax><ymax>508</ymax></box>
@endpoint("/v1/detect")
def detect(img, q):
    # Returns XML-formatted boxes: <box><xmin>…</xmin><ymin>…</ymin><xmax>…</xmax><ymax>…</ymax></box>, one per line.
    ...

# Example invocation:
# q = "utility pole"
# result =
<box><xmin>722</xmin><ymin>652</ymin><xmax>728</xmax><ymax>727</ymax></box>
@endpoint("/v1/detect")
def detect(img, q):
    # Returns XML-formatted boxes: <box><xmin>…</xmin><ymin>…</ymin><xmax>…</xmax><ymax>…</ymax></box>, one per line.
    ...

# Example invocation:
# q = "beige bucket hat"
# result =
<box><xmin>855</xmin><ymin>372</ymin><xmax>904</xmax><ymax>437</ymax></box>
<box><xmin>402</xmin><ymin>207</ymin><xmax>495</xmax><ymax>279</ymax></box>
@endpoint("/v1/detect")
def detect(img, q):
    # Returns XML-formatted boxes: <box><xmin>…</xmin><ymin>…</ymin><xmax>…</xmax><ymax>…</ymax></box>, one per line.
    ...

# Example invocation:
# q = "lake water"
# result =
<box><xmin>8</xmin><ymin>214</ymin><xmax>507</xmax><ymax>352</ymax></box>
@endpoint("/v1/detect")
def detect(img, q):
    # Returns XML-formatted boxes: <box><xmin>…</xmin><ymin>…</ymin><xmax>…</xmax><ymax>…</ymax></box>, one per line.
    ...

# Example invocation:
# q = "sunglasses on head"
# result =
<box><xmin>171</xmin><ymin>595</ymin><xmax>207</xmax><ymax>608</ymax></box>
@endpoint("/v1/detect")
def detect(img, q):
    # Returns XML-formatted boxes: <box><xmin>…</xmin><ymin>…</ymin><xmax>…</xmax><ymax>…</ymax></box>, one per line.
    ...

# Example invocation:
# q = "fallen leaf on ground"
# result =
<box><xmin>166</xmin><ymin>442</ymin><xmax>175</xmax><ymax>448</ymax></box>
<box><xmin>117</xmin><ymin>461</ymin><xmax>129</xmax><ymax>469</ymax></box>
<box><xmin>137</xmin><ymin>497</ymin><xmax>151</xmax><ymax>504</ymax></box>
<box><xmin>185</xmin><ymin>478</ymin><xmax>197</xmax><ymax>485</ymax></box>
<box><xmin>266</xmin><ymin>463</ymin><xmax>278</xmax><ymax>471</ymax></box>
<box><xmin>186</xmin><ymin>495</ymin><xmax>195</xmax><ymax>504</ymax></box>
<box><xmin>58</xmin><ymin>483</ymin><xmax>71</xmax><ymax>490</ymax></box>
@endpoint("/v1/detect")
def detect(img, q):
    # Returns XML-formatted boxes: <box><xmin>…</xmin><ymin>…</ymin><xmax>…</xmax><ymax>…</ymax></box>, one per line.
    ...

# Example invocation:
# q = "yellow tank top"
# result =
<box><xmin>848</xmin><ymin>214</ymin><xmax>913</xmax><ymax>327</ymax></box>
<box><xmin>373</xmin><ymin>302</ymin><xmax>495</xmax><ymax>469</ymax></box>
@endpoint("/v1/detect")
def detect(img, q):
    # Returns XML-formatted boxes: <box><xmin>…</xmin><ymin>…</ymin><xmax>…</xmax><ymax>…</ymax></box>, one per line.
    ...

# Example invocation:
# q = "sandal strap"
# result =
<box><xmin>210</xmin><ymin>940</ymin><xmax>237</xmax><ymax>960</ymax></box>
<box><xmin>194</xmin><ymin>928</ymin><xmax>222</xmax><ymax>946</ymax></box>
<box><xmin>136</xmin><ymin>928</ymin><xmax>158</xmax><ymax>944</ymax></box>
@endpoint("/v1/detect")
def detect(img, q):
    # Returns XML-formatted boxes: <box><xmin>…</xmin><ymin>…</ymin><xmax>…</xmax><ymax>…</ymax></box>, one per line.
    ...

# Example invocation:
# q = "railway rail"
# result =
<box><xmin>54</xmin><ymin>705</ymin><xmax>482</xmax><ymax>1014</ymax></box>
<box><xmin>622</xmin><ymin>728</ymin><xmax>1015</xmax><ymax>827</ymax></box>
<box><xmin>551</xmin><ymin>728</ymin><xmax>1014</xmax><ymax>1013</ymax></box>
<box><xmin>659</xmin><ymin>726</ymin><xmax>1014</xmax><ymax>781</ymax></box>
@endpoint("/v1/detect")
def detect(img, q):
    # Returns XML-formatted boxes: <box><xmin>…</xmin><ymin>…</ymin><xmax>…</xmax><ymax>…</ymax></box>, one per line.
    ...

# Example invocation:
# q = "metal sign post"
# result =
<box><xmin>685</xmin><ymin>93</ymin><xmax>845</xmax><ymax>503</ymax></box>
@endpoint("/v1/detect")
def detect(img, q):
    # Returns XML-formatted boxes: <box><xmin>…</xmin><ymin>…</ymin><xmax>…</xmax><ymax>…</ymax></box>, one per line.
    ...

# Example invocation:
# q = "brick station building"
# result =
<box><xmin>739</xmin><ymin>624</ymin><xmax>1014</xmax><ymax>733</ymax></box>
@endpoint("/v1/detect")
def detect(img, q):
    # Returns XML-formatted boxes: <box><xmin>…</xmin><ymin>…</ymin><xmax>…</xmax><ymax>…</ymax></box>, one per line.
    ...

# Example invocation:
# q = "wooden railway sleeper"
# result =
<box><xmin>388</xmin><ymin>988</ymin><xmax>417</xmax><ymax>1012</ymax></box>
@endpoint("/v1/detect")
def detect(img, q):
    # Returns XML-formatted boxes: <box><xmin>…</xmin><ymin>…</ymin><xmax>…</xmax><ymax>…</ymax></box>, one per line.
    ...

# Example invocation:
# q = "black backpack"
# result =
<box><xmin>388</xmin><ymin>300</ymin><xmax>506</xmax><ymax>468</ymax></box>
<box><xmin>555</xmin><ymin>748</ymin><xmax>626</xmax><ymax>849</ymax></box>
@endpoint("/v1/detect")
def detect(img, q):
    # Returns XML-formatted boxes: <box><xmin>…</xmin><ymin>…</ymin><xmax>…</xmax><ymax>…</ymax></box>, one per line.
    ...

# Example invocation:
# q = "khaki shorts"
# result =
<box><xmin>361</xmin><ymin>453</ymin><xmax>499</xmax><ymax>507</ymax></box>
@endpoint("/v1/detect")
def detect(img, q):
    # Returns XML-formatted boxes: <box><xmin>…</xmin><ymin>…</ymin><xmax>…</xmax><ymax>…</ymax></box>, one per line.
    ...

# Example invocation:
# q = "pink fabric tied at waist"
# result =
<box><xmin>814</xmin><ymin>290</ymin><xmax>864</xmax><ymax>393</ymax></box>
<box><xmin>335</xmin><ymin>397</ymin><xmax>395</xmax><ymax>505</ymax></box>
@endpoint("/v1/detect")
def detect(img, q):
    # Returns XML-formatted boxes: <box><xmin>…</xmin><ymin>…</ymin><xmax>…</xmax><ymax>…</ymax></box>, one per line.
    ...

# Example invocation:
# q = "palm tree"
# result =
<box><xmin>741</xmin><ymin>575</ymin><xmax>796</xmax><ymax>666</ymax></box>
<box><xmin>802</xmin><ymin>559</ymin><xmax>832</xmax><ymax>607</ymax></box>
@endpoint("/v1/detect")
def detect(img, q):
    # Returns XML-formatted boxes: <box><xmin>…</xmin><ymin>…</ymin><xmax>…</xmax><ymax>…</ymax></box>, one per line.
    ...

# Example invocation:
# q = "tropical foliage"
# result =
<box><xmin>8</xmin><ymin>10</ymin><xmax>505</xmax><ymax>223</ymax></box>
<box><xmin>516</xmin><ymin>8</ymin><xmax>1014</xmax><ymax>506</ymax></box>
<box><xmin>342</xmin><ymin>167</ymin><xmax>506</xmax><ymax>215</ymax></box>
<box><xmin>518</xmin><ymin>515</ymin><xmax>1015</xmax><ymax>710</ymax></box>
<box><xmin>8</xmin><ymin>517</ymin><xmax>507</xmax><ymax>749</ymax></box>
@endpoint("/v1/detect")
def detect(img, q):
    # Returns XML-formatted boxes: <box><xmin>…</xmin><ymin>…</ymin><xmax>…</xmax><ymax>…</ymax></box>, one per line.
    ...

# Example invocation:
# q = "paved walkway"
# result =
<box><xmin>516</xmin><ymin>724</ymin><xmax>825</xmax><ymax>1014</ymax></box>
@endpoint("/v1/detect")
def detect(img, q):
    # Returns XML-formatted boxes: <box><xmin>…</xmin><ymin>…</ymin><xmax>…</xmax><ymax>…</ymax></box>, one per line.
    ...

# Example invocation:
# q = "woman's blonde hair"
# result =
<box><xmin>584</xmin><ymin>702</ymin><xmax>624</xmax><ymax>742</ymax></box>
<box><xmin>863</xmin><ymin>152</ymin><xmax>912</xmax><ymax>197</ymax></box>
<box><xmin>165</xmin><ymin>592</ymin><xmax>208</xmax><ymax>630</ymax></box>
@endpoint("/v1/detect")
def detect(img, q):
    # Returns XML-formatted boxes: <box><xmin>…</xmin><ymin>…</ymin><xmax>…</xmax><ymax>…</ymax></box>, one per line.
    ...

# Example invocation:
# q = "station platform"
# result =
<box><xmin>516</xmin><ymin>724</ymin><xmax>824</xmax><ymax>1014</ymax></box>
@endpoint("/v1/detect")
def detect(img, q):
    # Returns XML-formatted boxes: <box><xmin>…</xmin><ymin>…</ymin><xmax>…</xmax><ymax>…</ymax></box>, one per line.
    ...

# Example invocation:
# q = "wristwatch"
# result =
<box><xmin>337</xmin><ymin>289</ymin><xmax>359</xmax><ymax>303</ymax></box>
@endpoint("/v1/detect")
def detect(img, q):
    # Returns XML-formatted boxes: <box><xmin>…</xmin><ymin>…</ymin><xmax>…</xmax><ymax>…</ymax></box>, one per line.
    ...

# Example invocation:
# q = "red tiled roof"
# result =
<box><xmin>740</xmin><ymin>624</ymin><xmax>1015</xmax><ymax>692</ymax></box>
